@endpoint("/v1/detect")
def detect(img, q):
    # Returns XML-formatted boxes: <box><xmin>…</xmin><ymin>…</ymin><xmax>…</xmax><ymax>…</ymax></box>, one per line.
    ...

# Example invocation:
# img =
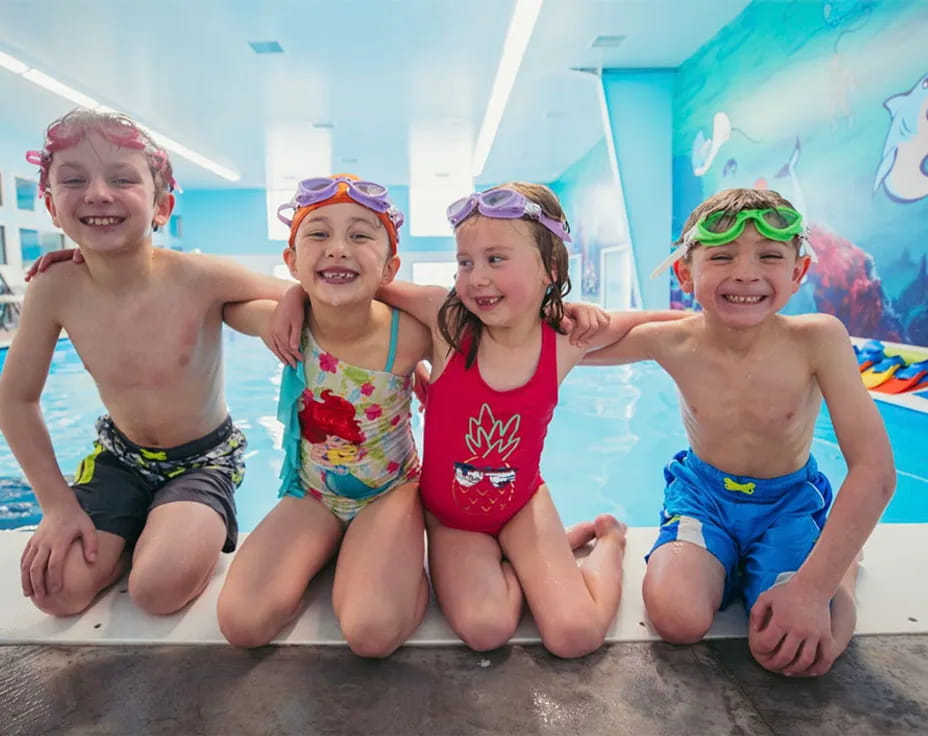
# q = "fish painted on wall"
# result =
<box><xmin>873</xmin><ymin>73</ymin><xmax>928</xmax><ymax>202</ymax></box>
<box><xmin>691</xmin><ymin>112</ymin><xmax>731</xmax><ymax>176</ymax></box>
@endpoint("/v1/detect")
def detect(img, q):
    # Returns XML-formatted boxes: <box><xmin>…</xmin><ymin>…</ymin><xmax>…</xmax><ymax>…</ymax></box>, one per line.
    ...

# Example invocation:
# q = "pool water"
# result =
<box><xmin>1</xmin><ymin>331</ymin><xmax>926</xmax><ymax>530</ymax></box>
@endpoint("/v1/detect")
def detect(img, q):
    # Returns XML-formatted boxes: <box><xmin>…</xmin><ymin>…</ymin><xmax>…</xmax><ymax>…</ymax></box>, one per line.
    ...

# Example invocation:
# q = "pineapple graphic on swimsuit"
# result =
<box><xmin>452</xmin><ymin>403</ymin><xmax>520</xmax><ymax>515</ymax></box>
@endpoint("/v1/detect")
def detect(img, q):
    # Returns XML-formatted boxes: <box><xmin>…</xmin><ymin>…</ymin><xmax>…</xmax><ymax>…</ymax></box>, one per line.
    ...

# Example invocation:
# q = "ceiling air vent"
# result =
<box><xmin>591</xmin><ymin>35</ymin><xmax>625</xmax><ymax>48</ymax></box>
<box><xmin>249</xmin><ymin>41</ymin><xmax>284</xmax><ymax>54</ymax></box>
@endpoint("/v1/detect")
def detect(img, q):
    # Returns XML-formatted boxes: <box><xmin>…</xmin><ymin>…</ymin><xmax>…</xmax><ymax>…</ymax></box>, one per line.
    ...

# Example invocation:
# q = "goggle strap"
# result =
<box><xmin>649</xmin><ymin>243</ymin><xmax>688</xmax><ymax>280</ymax></box>
<box><xmin>799</xmin><ymin>230</ymin><xmax>817</xmax><ymax>262</ymax></box>
<box><xmin>277</xmin><ymin>202</ymin><xmax>295</xmax><ymax>226</ymax></box>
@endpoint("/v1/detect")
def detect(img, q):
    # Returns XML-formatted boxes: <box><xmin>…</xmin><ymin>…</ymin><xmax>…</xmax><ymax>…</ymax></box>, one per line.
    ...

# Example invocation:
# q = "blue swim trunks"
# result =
<box><xmin>647</xmin><ymin>449</ymin><xmax>834</xmax><ymax>611</ymax></box>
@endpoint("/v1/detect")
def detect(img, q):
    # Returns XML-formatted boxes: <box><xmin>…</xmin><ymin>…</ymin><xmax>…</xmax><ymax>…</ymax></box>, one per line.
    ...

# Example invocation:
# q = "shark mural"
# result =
<box><xmin>874</xmin><ymin>72</ymin><xmax>928</xmax><ymax>202</ymax></box>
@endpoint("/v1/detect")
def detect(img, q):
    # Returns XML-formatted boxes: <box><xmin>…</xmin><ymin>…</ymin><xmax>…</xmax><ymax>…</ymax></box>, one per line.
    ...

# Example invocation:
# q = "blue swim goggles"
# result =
<box><xmin>446</xmin><ymin>187</ymin><xmax>572</xmax><ymax>242</ymax></box>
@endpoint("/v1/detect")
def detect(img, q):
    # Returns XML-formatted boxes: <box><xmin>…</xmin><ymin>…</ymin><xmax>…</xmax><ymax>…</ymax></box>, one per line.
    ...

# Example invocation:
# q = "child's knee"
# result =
<box><xmin>128</xmin><ymin>562</ymin><xmax>210</xmax><ymax>616</ymax></box>
<box><xmin>539</xmin><ymin>616</ymin><xmax>607</xmax><ymax>659</ymax></box>
<box><xmin>338</xmin><ymin>608</ymin><xmax>407</xmax><ymax>658</ymax></box>
<box><xmin>447</xmin><ymin>602</ymin><xmax>518</xmax><ymax>652</ymax></box>
<box><xmin>32</xmin><ymin>583</ymin><xmax>98</xmax><ymax>617</ymax></box>
<box><xmin>217</xmin><ymin>590</ymin><xmax>296</xmax><ymax>648</ymax></box>
<box><xmin>644</xmin><ymin>589</ymin><xmax>714</xmax><ymax>644</ymax></box>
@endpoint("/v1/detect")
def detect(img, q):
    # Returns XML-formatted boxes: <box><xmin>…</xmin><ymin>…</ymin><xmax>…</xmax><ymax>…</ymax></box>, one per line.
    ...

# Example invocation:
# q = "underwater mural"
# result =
<box><xmin>672</xmin><ymin>0</ymin><xmax>928</xmax><ymax>345</ymax></box>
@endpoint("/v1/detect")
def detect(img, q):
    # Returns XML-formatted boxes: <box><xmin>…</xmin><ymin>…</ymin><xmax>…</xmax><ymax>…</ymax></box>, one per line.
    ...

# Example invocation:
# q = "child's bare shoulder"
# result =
<box><xmin>25</xmin><ymin>261</ymin><xmax>86</xmax><ymax>312</ymax></box>
<box><xmin>782</xmin><ymin>312</ymin><xmax>849</xmax><ymax>347</ymax></box>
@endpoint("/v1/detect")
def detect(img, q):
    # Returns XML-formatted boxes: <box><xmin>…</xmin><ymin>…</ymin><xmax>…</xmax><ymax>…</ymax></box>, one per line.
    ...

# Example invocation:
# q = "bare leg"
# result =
<box><xmin>643</xmin><ymin>540</ymin><xmax>726</xmax><ymax>644</ymax></box>
<box><xmin>128</xmin><ymin>502</ymin><xmax>228</xmax><ymax>615</ymax></box>
<box><xmin>754</xmin><ymin>552</ymin><xmax>862</xmax><ymax>678</ymax></box>
<box><xmin>501</xmin><ymin>487</ymin><xmax>626</xmax><ymax>658</ymax></box>
<box><xmin>28</xmin><ymin>531</ymin><xmax>127</xmax><ymax>616</ymax></box>
<box><xmin>332</xmin><ymin>482</ymin><xmax>429</xmax><ymax>658</ymax></box>
<box><xmin>565</xmin><ymin>520</ymin><xmax>596</xmax><ymax>550</ymax></box>
<box><xmin>217</xmin><ymin>496</ymin><xmax>342</xmax><ymax>647</ymax></box>
<box><xmin>427</xmin><ymin>513</ymin><xmax>523</xmax><ymax>652</ymax></box>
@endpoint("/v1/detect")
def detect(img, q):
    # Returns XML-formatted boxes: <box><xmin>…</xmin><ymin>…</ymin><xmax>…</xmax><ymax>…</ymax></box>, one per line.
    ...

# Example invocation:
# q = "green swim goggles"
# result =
<box><xmin>650</xmin><ymin>207</ymin><xmax>814</xmax><ymax>279</ymax></box>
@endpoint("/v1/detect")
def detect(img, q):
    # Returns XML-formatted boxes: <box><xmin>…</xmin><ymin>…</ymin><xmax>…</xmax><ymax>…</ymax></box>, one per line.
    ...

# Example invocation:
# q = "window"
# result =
<box><xmin>41</xmin><ymin>231</ymin><xmax>64</xmax><ymax>253</ymax></box>
<box><xmin>0</xmin><ymin>226</ymin><xmax>6</xmax><ymax>264</ymax></box>
<box><xmin>20</xmin><ymin>228</ymin><xmax>40</xmax><ymax>262</ymax></box>
<box><xmin>601</xmin><ymin>246</ymin><xmax>634</xmax><ymax>310</ymax></box>
<box><xmin>169</xmin><ymin>214</ymin><xmax>183</xmax><ymax>239</ymax></box>
<box><xmin>15</xmin><ymin>177</ymin><xmax>38</xmax><ymax>211</ymax></box>
<box><xmin>21</xmin><ymin>229</ymin><xmax>65</xmax><ymax>264</ymax></box>
<box><xmin>411</xmin><ymin>261</ymin><xmax>456</xmax><ymax>288</ymax></box>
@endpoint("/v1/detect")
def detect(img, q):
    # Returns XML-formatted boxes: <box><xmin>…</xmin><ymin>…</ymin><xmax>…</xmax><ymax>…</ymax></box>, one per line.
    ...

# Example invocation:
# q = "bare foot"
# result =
<box><xmin>566</xmin><ymin>521</ymin><xmax>596</xmax><ymax>550</ymax></box>
<box><xmin>594</xmin><ymin>514</ymin><xmax>627</xmax><ymax>553</ymax></box>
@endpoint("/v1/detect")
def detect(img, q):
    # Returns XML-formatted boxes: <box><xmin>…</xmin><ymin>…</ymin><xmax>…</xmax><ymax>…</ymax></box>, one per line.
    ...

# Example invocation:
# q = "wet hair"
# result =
<box><xmin>30</xmin><ymin>108</ymin><xmax>176</xmax><ymax>201</ymax></box>
<box><xmin>678</xmin><ymin>187</ymin><xmax>802</xmax><ymax>259</ymax></box>
<box><xmin>438</xmin><ymin>181</ymin><xmax>571</xmax><ymax>368</ymax></box>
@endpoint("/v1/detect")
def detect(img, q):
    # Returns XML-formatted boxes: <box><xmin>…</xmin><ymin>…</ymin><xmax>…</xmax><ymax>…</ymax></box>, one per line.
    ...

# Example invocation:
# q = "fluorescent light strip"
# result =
<box><xmin>0</xmin><ymin>51</ymin><xmax>239</xmax><ymax>182</ymax></box>
<box><xmin>471</xmin><ymin>0</ymin><xmax>543</xmax><ymax>178</ymax></box>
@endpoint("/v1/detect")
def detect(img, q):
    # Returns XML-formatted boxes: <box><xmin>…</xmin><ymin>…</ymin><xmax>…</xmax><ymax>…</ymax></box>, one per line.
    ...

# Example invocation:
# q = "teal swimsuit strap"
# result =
<box><xmin>384</xmin><ymin>308</ymin><xmax>400</xmax><ymax>373</ymax></box>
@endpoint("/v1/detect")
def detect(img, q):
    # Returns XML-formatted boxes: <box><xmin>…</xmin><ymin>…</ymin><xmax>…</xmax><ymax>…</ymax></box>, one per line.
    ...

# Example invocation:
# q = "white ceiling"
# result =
<box><xmin>0</xmin><ymin>0</ymin><xmax>750</xmax><ymax>191</ymax></box>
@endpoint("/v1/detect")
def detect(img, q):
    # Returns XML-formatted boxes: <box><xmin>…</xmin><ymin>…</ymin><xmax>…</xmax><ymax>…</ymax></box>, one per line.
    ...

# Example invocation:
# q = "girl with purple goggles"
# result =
<box><xmin>277</xmin><ymin>175</ymin><xmax>405</xmax><ymax>230</ymax></box>
<box><xmin>446</xmin><ymin>187</ymin><xmax>572</xmax><ymax>242</ymax></box>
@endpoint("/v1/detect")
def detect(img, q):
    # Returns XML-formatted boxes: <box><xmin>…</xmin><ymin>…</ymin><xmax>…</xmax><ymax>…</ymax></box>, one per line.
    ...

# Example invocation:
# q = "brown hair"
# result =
<box><xmin>678</xmin><ymin>188</ymin><xmax>802</xmax><ymax>259</ymax></box>
<box><xmin>438</xmin><ymin>181</ymin><xmax>571</xmax><ymax>368</ymax></box>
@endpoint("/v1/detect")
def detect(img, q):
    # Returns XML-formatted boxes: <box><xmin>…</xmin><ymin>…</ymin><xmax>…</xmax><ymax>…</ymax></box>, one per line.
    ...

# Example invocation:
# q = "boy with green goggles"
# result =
<box><xmin>651</xmin><ymin>205</ymin><xmax>815</xmax><ymax>279</ymax></box>
<box><xmin>584</xmin><ymin>187</ymin><xmax>893</xmax><ymax>678</ymax></box>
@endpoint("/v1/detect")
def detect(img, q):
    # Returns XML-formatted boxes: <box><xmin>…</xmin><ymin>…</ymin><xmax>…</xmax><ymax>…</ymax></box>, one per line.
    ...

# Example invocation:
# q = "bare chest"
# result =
<box><xmin>64</xmin><ymin>293</ymin><xmax>221</xmax><ymax>391</ymax></box>
<box><xmin>674</xmin><ymin>352</ymin><xmax>818</xmax><ymax>435</ymax></box>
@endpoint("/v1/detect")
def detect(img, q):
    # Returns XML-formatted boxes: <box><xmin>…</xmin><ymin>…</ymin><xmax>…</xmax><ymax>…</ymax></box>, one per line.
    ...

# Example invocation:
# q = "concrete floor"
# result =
<box><xmin>2</xmin><ymin>636</ymin><xmax>927</xmax><ymax>735</ymax></box>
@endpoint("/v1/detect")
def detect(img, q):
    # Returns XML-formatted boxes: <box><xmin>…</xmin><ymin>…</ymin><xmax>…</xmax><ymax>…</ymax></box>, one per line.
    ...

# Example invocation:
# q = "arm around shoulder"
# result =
<box><xmin>198</xmin><ymin>253</ymin><xmax>294</xmax><ymax>305</ymax></box>
<box><xmin>377</xmin><ymin>281</ymin><xmax>448</xmax><ymax>331</ymax></box>
<box><xmin>580</xmin><ymin>318</ymin><xmax>676</xmax><ymax>366</ymax></box>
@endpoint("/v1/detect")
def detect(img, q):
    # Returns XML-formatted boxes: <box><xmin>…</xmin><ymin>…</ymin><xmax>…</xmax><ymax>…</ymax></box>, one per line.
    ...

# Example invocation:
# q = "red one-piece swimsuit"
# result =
<box><xmin>420</xmin><ymin>323</ymin><xmax>558</xmax><ymax>535</ymax></box>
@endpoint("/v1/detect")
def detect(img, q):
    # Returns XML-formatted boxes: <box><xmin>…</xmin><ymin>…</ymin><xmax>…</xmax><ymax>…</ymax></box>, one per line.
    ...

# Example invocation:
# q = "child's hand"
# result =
<box><xmin>20</xmin><ymin>501</ymin><xmax>98</xmax><ymax>599</ymax></box>
<box><xmin>562</xmin><ymin>302</ymin><xmax>610</xmax><ymax>346</ymax></box>
<box><xmin>268</xmin><ymin>284</ymin><xmax>307</xmax><ymax>367</ymax></box>
<box><xmin>412</xmin><ymin>361</ymin><xmax>430</xmax><ymax>412</ymax></box>
<box><xmin>748</xmin><ymin>577</ymin><xmax>836</xmax><ymax>677</ymax></box>
<box><xmin>24</xmin><ymin>248</ymin><xmax>84</xmax><ymax>281</ymax></box>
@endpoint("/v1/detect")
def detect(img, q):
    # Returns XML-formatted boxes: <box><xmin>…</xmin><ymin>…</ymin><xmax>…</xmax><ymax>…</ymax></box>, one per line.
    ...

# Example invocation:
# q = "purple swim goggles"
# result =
<box><xmin>276</xmin><ymin>175</ymin><xmax>404</xmax><ymax>230</ymax></box>
<box><xmin>446</xmin><ymin>187</ymin><xmax>572</xmax><ymax>242</ymax></box>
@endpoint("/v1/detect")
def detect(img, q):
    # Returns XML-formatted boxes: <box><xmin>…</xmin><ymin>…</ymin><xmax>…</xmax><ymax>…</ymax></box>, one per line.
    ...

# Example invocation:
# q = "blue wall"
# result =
<box><xmin>600</xmin><ymin>69</ymin><xmax>675</xmax><ymax>310</ymax></box>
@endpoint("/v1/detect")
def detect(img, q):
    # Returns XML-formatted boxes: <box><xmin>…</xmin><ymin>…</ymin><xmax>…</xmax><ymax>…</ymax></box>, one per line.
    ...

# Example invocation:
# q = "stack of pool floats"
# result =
<box><xmin>856</xmin><ymin>340</ymin><xmax>928</xmax><ymax>394</ymax></box>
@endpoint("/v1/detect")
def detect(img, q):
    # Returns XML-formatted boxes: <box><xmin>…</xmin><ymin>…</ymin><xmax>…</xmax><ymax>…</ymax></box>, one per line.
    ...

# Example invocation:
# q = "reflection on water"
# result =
<box><xmin>1</xmin><ymin>330</ymin><xmax>926</xmax><ymax>530</ymax></box>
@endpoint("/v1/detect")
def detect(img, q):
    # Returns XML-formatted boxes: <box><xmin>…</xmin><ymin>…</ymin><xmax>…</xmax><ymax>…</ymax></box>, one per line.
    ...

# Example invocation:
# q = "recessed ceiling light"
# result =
<box><xmin>591</xmin><ymin>35</ymin><xmax>625</xmax><ymax>48</ymax></box>
<box><xmin>248</xmin><ymin>41</ymin><xmax>284</xmax><ymax>54</ymax></box>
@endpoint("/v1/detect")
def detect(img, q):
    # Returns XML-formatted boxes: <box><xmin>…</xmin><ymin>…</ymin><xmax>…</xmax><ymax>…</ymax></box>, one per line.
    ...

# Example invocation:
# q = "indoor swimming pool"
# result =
<box><xmin>1</xmin><ymin>329</ymin><xmax>926</xmax><ymax>531</ymax></box>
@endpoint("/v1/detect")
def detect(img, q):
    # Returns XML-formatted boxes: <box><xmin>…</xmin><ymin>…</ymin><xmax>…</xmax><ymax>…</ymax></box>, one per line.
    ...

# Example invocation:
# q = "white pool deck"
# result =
<box><xmin>1</xmin><ymin>523</ymin><xmax>925</xmax><ymax>647</ymax></box>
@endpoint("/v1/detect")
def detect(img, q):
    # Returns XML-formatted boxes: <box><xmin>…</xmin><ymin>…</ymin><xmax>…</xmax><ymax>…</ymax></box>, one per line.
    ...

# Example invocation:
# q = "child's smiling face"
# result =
<box><xmin>676</xmin><ymin>223</ymin><xmax>810</xmax><ymax>329</ymax></box>
<box><xmin>285</xmin><ymin>202</ymin><xmax>398</xmax><ymax>307</ymax></box>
